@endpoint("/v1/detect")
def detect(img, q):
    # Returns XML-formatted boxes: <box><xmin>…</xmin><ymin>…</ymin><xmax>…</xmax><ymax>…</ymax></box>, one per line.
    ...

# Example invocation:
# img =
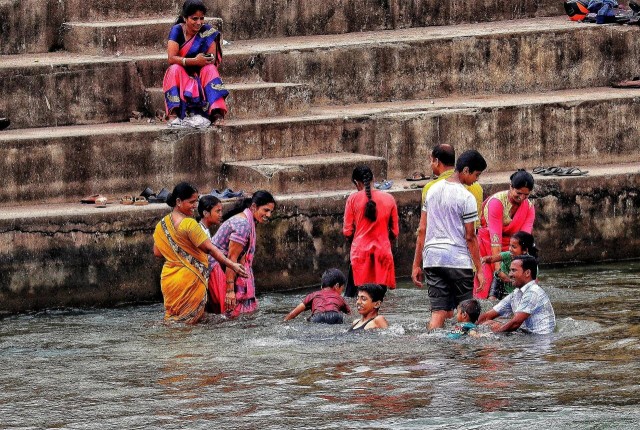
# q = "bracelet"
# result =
<box><xmin>182</xmin><ymin>57</ymin><xmax>186</xmax><ymax>66</ymax></box>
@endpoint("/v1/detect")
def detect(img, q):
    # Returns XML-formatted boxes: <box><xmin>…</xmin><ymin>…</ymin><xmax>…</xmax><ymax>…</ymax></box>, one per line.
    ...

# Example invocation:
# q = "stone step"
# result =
<box><xmin>62</xmin><ymin>17</ymin><xmax>223</xmax><ymax>56</ymax></box>
<box><xmin>4</xmin><ymin>17</ymin><xmax>640</xmax><ymax>128</ymax></box>
<box><xmin>1</xmin><ymin>87</ymin><xmax>639</xmax><ymax>205</ymax></box>
<box><xmin>1</xmin><ymin>0</ymin><xmax>561</xmax><ymax>55</ymax></box>
<box><xmin>64</xmin><ymin>0</ymin><xmax>180</xmax><ymax>21</ymax></box>
<box><xmin>146</xmin><ymin>82</ymin><xmax>311</xmax><ymax>120</ymax></box>
<box><xmin>222</xmin><ymin>153</ymin><xmax>387</xmax><ymax>194</ymax></box>
<box><xmin>1</xmin><ymin>162</ymin><xmax>638</xmax><ymax>313</ymax></box>
<box><xmin>57</xmin><ymin>0</ymin><xmax>562</xmax><ymax>54</ymax></box>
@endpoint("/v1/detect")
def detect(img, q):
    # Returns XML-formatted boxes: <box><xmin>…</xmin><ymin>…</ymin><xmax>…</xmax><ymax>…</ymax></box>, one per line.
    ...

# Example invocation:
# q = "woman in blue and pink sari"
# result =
<box><xmin>207</xmin><ymin>191</ymin><xmax>276</xmax><ymax>317</ymax></box>
<box><xmin>163</xmin><ymin>0</ymin><xmax>228</xmax><ymax>127</ymax></box>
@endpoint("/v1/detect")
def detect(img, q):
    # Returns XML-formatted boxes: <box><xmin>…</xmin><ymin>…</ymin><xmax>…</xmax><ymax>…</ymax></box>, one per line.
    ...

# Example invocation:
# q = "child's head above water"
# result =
<box><xmin>510</xmin><ymin>231</ymin><xmax>538</xmax><ymax>258</ymax></box>
<box><xmin>356</xmin><ymin>284</ymin><xmax>387</xmax><ymax>315</ymax></box>
<box><xmin>457</xmin><ymin>299</ymin><xmax>481</xmax><ymax>324</ymax></box>
<box><xmin>321</xmin><ymin>268</ymin><xmax>347</xmax><ymax>291</ymax></box>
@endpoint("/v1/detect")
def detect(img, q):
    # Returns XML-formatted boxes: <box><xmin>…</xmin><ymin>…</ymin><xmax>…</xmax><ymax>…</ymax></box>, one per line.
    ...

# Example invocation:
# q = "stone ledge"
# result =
<box><xmin>2</xmin><ymin>88</ymin><xmax>640</xmax><ymax>205</ymax></box>
<box><xmin>1</xmin><ymin>163</ymin><xmax>638</xmax><ymax>313</ymax></box>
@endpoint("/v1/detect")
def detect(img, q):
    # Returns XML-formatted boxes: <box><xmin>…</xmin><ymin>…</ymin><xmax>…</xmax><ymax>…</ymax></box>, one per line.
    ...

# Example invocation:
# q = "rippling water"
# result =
<box><xmin>1</xmin><ymin>262</ymin><xmax>639</xmax><ymax>429</ymax></box>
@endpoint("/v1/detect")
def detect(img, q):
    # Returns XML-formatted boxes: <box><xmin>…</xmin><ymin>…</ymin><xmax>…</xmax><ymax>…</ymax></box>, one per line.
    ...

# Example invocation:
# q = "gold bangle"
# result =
<box><xmin>182</xmin><ymin>57</ymin><xmax>186</xmax><ymax>66</ymax></box>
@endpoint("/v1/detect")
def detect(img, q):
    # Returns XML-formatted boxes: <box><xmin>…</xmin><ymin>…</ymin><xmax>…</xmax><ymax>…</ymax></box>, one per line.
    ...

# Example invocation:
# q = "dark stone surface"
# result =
<box><xmin>1</xmin><ymin>172</ymin><xmax>639</xmax><ymax>314</ymax></box>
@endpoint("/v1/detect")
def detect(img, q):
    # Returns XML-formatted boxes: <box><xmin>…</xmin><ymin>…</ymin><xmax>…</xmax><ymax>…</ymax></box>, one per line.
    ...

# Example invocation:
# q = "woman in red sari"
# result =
<box><xmin>476</xmin><ymin>170</ymin><xmax>535</xmax><ymax>299</ymax></box>
<box><xmin>163</xmin><ymin>0</ymin><xmax>228</xmax><ymax>127</ymax></box>
<box><xmin>343</xmin><ymin>166</ymin><xmax>400</xmax><ymax>293</ymax></box>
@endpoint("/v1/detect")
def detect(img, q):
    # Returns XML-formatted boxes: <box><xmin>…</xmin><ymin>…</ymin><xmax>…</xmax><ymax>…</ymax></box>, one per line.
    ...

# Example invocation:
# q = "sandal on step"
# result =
<box><xmin>374</xmin><ymin>180</ymin><xmax>393</xmax><ymax>190</ymax></box>
<box><xmin>95</xmin><ymin>196</ymin><xmax>108</xmax><ymax>208</ymax></box>
<box><xmin>406</xmin><ymin>172</ymin><xmax>429</xmax><ymax>181</ymax></box>
<box><xmin>134</xmin><ymin>196</ymin><xmax>149</xmax><ymax>206</ymax></box>
<box><xmin>121</xmin><ymin>195</ymin><xmax>134</xmax><ymax>205</ymax></box>
<box><xmin>81</xmin><ymin>194</ymin><xmax>103</xmax><ymax>204</ymax></box>
<box><xmin>555</xmin><ymin>167</ymin><xmax>589</xmax><ymax>176</ymax></box>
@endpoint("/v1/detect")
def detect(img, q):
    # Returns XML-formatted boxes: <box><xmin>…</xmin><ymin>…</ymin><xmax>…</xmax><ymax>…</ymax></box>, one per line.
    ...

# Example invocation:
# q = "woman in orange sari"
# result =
<box><xmin>153</xmin><ymin>182</ymin><xmax>246</xmax><ymax>324</ymax></box>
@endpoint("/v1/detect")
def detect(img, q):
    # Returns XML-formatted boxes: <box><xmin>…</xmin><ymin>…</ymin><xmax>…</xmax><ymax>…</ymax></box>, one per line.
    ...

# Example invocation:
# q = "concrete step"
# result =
<box><xmin>64</xmin><ymin>0</ymin><xmax>180</xmax><ymax>21</ymax></box>
<box><xmin>62</xmin><ymin>17</ymin><xmax>223</xmax><ymax>56</ymax></box>
<box><xmin>1</xmin><ymin>88</ymin><xmax>640</xmax><ymax>205</ymax></box>
<box><xmin>146</xmin><ymin>82</ymin><xmax>311</xmax><ymax>120</ymax></box>
<box><xmin>222</xmin><ymin>153</ymin><xmax>387</xmax><ymax>194</ymax></box>
<box><xmin>58</xmin><ymin>0</ymin><xmax>562</xmax><ymax>50</ymax></box>
<box><xmin>1</xmin><ymin>0</ymin><xmax>561</xmax><ymax>55</ymax></box>
<box><xmin>5</xmin><ymin>17</ymin><xmax>640</xmax><ymax>128</ymax></box>
<box><xmin>1</xmin><ymin>162</ymin><xmax>638</xmax><ymax>313</ymax></box>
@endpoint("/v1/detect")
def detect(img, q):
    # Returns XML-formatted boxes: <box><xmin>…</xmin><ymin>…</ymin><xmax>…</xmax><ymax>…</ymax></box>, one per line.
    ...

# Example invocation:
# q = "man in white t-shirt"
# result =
<box><xmin>421</xmin><ymin>150</ymin><xmax>487</xmax><ymax>330</ymax></box>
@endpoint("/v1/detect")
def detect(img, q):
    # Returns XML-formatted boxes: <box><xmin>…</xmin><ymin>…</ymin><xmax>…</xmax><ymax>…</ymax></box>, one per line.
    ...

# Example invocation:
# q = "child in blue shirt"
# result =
<box><xmin>448</xmin><ymin>299</ymin><xmax>481</xmax><ymax>339</ymax></box>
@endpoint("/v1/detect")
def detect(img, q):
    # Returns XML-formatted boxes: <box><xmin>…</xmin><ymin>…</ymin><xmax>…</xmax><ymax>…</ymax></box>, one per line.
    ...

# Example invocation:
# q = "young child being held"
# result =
<box><xmin>348</xmin><ymin>283</ymin><xmax>389</xmax><ymax>331</ymax></box>
<box><xmin>480</xmin><ymin>231</ymin><xmax>538</xmax><ymax>300</ymax></box>
<box><xmin>284</xmin><ymin>268</ymin><xmax>351</xmax><ymax>324</ymax></box>
<box><xmin>447</xmin><ymin>299</ymin><xmax>481</xmax><ymax>339</ymax></box>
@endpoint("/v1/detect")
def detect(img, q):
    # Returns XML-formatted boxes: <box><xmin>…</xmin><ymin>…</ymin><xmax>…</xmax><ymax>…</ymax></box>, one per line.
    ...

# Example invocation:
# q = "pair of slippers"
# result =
<box><xmin>210</xmin><ymin>188</ymin><xmax>244</xmax><ymax>199</ymax></box>
<box><xmin>121</xmin><ymin>196</ymin><xmax>150</xmax><ymax>206</ymax></box>
<box><xmin>611</xmin><ymin>76</ymin><xmax>640</xmax><ymax>88</ymax></box>
<box><xmin>80</xmin><ymin>194</ymin><xmax>111</xmax><ymax>208</ymax></box>
<box><xmin>533</xmin><ymin>167</ymin><xmax>589</xmax><ymax>176</ymax></box>
<box><xmin>406</xmin><ymin>172</ymin><xmax>430</xmax><ymax>182</ymax></box>
<box><xmin>374</xmin><ymin>180</ymin><xmax>393</xmax><ymax>190</ymax></box>
<box><xmin>141</xmin><ymin>187</ymin><xmax>170</xmax><ymax>203</ymax></box>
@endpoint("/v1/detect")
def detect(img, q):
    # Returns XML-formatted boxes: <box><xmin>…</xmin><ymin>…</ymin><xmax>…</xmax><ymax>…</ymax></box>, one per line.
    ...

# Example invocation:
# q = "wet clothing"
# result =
<box><xmin>153</xmin><ymin>215</ymin><xmax>209</xmax><ymax>324</ymax></box>
<box><xmin>163</xmin><ymin>24</ymin><xmax>228</xmax><ymax>119</ymax></box>
<box><xmin>447</xmin><ymin>322</ymin><xmax>478</xmax><ymax>339</ymax></box>
<box><xmin>477</xmin><ymin>190</ymin><xmax>535</xmax><ymax>298</ymax></box>
<box><xmin>303</xmin><ymin>288</ymin><xmax>351</xmax><ymax>321</ymax></box>
<box><xmin>421</xmin><ymin>169</ymin><xmax>483</xmax><ymax>229</ymax></box>
<box><xmin>425</xmin><ymin>267</ymin><xmax>474</xmax><ymax>311</ymax></box>
<box><xmin>343</xmin><ymin>189</ymin><xmax>399</xmax><ymax>288</ymax></box>
<box><xmin>422</xmin><ymin>180</ymin><xmax>479</xmax><ymax>270</ymax></box>
<box><xmin>348</xmin><ymin>317</ymin><xmax>377</xmax><ymax>332</ymax></box>
<box><xmin>309</xmin><ymin>311</ymin><xmax>345</xmax><ymax>324</ymax></box>
<box><xmin>208</xmin><ymin>209</ymin><xmax>257</xmax><ymax>317</ymax></box>
<box><xmin>493</xmin><ymin>280</ymin><xmax>556</xmax><ymax>334</ymax></box>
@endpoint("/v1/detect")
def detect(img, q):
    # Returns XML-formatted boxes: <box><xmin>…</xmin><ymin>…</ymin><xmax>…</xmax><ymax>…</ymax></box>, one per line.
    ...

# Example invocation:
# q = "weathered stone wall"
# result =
<box><xmin>1</xmin><ymin>172</ymin><xmax>639</xmax><ymax>314</ymax></box>
<box><xmin>0</xmin><ymin>0</ymin><xmax>64</xmax><ymax>55</ymax></box>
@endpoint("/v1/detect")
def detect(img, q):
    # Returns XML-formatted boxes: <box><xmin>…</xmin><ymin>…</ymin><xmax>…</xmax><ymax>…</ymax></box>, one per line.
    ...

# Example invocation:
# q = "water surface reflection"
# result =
<box><xmin>1</xmin><ymin>262</ymin><xmax>639</xmax><ymax>428</ymax></box>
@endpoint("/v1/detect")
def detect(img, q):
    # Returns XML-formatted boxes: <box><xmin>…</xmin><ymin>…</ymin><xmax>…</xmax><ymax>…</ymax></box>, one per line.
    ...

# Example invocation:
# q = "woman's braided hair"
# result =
<box><xmin>352</xmin><ymin>165</ymin><xmax>377</xmax><ymax>222</ymax></box>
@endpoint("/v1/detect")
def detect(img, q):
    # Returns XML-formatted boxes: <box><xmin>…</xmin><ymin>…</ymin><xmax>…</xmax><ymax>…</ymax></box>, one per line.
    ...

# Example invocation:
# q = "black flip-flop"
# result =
<box><xmin>148</xmin><ymin>187</ymin><xmax>170</xmax><ymax>203</ymax></box>
<box><xmin>555</xmin><ymin>167</ymin><xmax>589</xmax><ymax>176</ymax></box>
<box><xmin>0</xmin><ymin>118</ymin><xmax>9</xmax><ymax>131</ymax></box>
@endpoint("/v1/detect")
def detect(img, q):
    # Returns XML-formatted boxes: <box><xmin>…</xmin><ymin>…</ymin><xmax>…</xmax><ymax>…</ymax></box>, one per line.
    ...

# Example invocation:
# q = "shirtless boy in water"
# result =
<box><xmin>348</xmin><ymin>284</ymin><xmax>389</xmax><ymax>331</ymax></box>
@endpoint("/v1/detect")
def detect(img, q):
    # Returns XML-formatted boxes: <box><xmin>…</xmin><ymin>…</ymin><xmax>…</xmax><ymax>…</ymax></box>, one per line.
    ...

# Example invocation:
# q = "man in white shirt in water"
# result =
<box><xmin>478</xmin><ymin>255</ymin><xmax>556</xmax><ymax>334</ymax></box>
<box><xmin>418</xmin><ymin>150</ymin><xmax>487</xmax><ymax>330</ymax></box>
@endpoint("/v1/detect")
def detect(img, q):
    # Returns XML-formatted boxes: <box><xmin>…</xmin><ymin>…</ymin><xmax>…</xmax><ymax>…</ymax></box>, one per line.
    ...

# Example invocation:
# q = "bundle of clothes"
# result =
<box><xmin>564</xmin><ymin>0</ymin><xmax>640</xmax><ymax>23</ymax></box>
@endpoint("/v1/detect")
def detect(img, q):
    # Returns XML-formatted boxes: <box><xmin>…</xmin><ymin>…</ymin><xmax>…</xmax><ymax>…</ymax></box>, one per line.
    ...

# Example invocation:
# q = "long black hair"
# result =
<box><xmin>352</xmin><ymin>165</ymin><xmax>376</xmax><ymax>222</ymax></box>
<box><xmin>510</xmin><ymin>169</ymin><xmax>535</xmax><ymax>190</ymax></box>
<box><xmin>166</xmin><ymin>182</ymin><xmax>198</xmax><ymax>208</ymax></box>
<box><xmin>197</xmin><ymin>195</ymin><xmax>221</xmax><ymax>222</ymax></box>
<box><xmin>175</xmin><ymin>0</ymin><xmax>207</xmax><ymax>24</ymax></box>
<box><xmin>512</xmin><ymin>231</ymin><xmax>539</xmax><ymax>258</ymax></box>
<box><xmin>223</xmin><ymin>190</ymin><xmax>276</xmax><ymax>221</ymax></box>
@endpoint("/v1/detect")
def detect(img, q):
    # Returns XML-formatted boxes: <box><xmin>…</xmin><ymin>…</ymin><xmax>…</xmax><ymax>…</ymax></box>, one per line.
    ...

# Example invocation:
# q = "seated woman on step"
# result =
<box><xmin>163</xmin><ymin>0</ymin><xmax>228</xmax><ymax>128</ymax></box>
<box><xmin>153</xmin><ymin>182</ymin><xmax>247</xmax><ymax>324</ymax></box>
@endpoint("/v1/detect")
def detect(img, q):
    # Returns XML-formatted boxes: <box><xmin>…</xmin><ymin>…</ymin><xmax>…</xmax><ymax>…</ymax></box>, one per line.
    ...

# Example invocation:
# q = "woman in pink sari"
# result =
<box><xmin>476</xmin><ymin>170</ymin><xmax>535</xmax><ymax>299</ymax></box>
<box><xmin>207</xmin><ymin>191</ymin><xmax>276</xmax><ymax>317</ymax></box>
<box><xmin>163</xmin><ymin>0</ymin><xmax>228</xmax><ymax>127</ymax></box>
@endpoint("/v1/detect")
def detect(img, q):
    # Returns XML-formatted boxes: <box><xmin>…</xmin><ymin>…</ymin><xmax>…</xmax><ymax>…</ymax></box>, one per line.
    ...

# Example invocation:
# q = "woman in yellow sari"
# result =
<box><xmin>153</xmin><ymin>182</ymin><xmax>246</xmax><ymax>324</ymax></box>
